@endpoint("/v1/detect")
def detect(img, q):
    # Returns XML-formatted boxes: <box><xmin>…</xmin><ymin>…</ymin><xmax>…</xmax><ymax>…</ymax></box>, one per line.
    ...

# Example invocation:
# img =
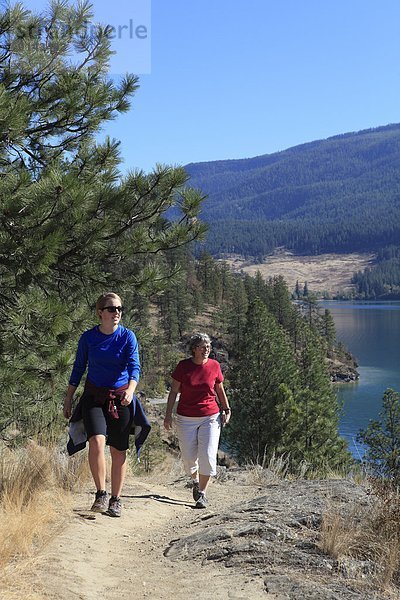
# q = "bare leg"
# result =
<box><xmin>88</xmin><ymin>435</ymin><xmax>106</xmax><ymax>491</ymax></box>
<box><xmin>110</xmin><ymin>446</ymin><xmax>127</xmax><ymax>498</ymax></box>
<box><xmin>199</xmin><ymin>474</ymin><xmax>211</xmax><ymax>494</ymax></box>
<box><xmin>191</xmin><ymin>471</ymin><xmax>199</xmax><ymax>481</ymax></box>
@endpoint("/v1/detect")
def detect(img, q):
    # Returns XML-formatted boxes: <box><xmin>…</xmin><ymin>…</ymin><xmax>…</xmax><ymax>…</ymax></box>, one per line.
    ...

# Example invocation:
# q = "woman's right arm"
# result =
<box><xmin>63</xmin><ymin>384</ymin><xmax>77</xmax><ymax>419</ymax></box>
<box><xmin>63</xmin><ymin>334</ymin><xmax>88</xmax><ymax>419</ymax></box>
<box><xmin>164</xmin><ymin>378</ymin><xmax>181</xmax><ymax>431</ymax></box>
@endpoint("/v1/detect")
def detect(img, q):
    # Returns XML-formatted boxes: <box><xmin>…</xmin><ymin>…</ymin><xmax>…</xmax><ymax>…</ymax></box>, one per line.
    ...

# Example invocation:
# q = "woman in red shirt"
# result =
<box><xmin>164</xmin><ymin>333</ymin><xmax>231</xmax><ymax>508</ymax></box>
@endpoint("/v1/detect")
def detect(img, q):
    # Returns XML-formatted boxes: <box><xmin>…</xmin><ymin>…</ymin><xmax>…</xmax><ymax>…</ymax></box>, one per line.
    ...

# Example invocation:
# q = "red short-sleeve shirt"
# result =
<box><xmin>172</xmin><ymin>358</ymin><xmax>224</xmax><ymax>417</ymax></box>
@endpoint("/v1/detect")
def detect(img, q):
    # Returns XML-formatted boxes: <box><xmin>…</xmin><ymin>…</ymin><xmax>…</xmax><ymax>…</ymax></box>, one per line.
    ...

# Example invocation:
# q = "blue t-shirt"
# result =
<box><xmin>69</xmin><ymin>325</ymin><xmax>140</xmax><ymax>388</ymax></box>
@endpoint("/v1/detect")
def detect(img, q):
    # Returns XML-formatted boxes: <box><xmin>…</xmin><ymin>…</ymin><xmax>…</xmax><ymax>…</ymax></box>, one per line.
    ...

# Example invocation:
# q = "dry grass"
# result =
<box><xmin>243</xmin><ymin>449</ymin><xmax>356</xmax><ymax>486</ymax></box>
<box><xmin>320</xmin><ymin>508</ymin><xmax>364</xmax><ymax>560</ymax></box>
<box><xmin>245</xmin><ymin>452</ymin><xmax>313</xmax><ymax>485</ymax></box>
<box><xmin>246</xmin><ymin>452</ymin><xmax>289</xmax><ymax>485</ymax></box>
<box><xmin>0</xmin><ymin>441</ymin><xmax>89</xmax><ymax>578</ymax></box>
<box><xmin>320</xmin><ymin>479</ymin><xmax>400</xmax><ymax>593</ymax></box>
<box><xmin>223</xmin><ymin>251</ymin><xmax>376</xmax><ymax>295</ymax></box>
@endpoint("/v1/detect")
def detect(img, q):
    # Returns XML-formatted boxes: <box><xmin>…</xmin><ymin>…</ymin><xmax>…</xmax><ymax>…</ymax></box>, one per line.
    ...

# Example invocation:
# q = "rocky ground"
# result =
<box><xmin>11</xmin><ymin>462</ymin><xmax>396</xmax><ymax>600</ymax></box>
<box><xmin>326</xmin><ymin>357</ymin><xmax>359</xmax><ymax>383</ymax></box>
<box><xmin>163</xmin><ymin>472</ymin><xmax>389</xmax><ymax>600</ymax></box>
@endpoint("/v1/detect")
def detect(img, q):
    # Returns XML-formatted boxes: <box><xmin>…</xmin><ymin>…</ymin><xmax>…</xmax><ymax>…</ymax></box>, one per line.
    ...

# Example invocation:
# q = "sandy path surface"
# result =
<box><xmin>34</xmin><ymin>475</ymin><xmax>267</xmax><ymax>600</ymax></box>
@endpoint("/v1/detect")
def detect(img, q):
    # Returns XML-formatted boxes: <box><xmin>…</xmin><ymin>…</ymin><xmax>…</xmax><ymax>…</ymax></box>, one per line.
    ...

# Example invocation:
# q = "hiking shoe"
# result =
<box><xmin>195</xmin><ymin>492</ymin><xmax>208</xmax><ymax>509</ymax></box>
<box><xmin>91</xmin><ymin>490</ymin><xmax>108</xmax><ymax>513</ymax></box>
<box><xmin>107</xmin><ymin>496</ymin><xmax>122</xmax><ymax>517</ymax></box>
<box><xmin>192</xmin><ymin>481</ymin><xmax>201</xmax><ymax>502</ymax></box>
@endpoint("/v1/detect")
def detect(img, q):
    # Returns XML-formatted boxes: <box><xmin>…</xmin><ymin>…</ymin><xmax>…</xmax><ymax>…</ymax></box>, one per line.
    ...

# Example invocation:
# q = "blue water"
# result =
<box><xmin>321</xmin><ymin>301</ymin><xmax>400</xmax><ymax>458</ymax></box>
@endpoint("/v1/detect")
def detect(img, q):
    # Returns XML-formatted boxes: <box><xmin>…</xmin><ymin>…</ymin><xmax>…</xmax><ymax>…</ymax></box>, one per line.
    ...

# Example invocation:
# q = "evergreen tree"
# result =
<box><xmin>0</xmin><ymin>1</ymin><xmax>206</xmax><ymax>439</ymax></box>
<box><xmin>208</xmin><ymin>261</ymin><xmax>234</xmax><ymax>336</ymax></box>
<box><xmin>226</xmin><ymin>275</ymin><xmax>248</xmax><ymax>352</ymax></box>
<box><xmin>225</xmin><ymin>299</ymin><xmax>299</xmax><ymax>463</ymax></box>
<box><xmin>321</xmin><ymin>309</ymin><xmax>336</xmax><ymax>351</ymax></box>
<box><xmin>358</xmin><ymin>388</ymin><xmax>400</xmax><ymax>483</ymax></box>
<box><xmin>185</xmin><ymin>252</ymin><xmax>204</xmax><ymax>315</ymax></box>
<box><xmin>268</xmin><ymin>275</ymin><xmax>295</xmax><ymax>331</ymax></box>
<box><xmin>156</xmin><ymin>248</ymin><xmax>197</xmax><ymax>343</ymax></box>
<box><xmin>225</xmin><ymin>296</ymin><xmax>351</xmax><ymax>473</ymax></box>
<box><xmin>253</xmin><ymin>270</ymin><xmax>265</xmax><ymax>298</ymax></box>
<box><xmin>218</xmin><ymin>261</ymin><xmax>234</xmax><ymax>303</ymax></box>
<box><xmin>196</xmin><ymin>251</ymin><xmax>214</xmax><ymax>297</ymax></box>
<box><xmin>300</xmin><ymin>294</ymin><xmax>319</xmax><ymax>328</ymax></box>
<box><xmin>242</xmin><ymin>272</ymin><xmax>256</xmax><ymax>300</ymax></box>
<box><xmin>291</xmin><ymin>329</ymin><xmax>351</xmax><ymax>472</ymax></box>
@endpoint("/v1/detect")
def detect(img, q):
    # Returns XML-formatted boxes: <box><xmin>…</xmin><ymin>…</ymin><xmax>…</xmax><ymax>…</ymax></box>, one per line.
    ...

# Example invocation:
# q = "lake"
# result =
<box><xmin>321</xmin><ymin>301</ymin><xmax>400</xmax><ymax>458</ymax></box>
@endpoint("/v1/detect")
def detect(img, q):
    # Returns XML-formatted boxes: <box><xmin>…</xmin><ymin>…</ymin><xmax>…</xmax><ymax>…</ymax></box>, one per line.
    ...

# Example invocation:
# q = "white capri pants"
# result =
<box><xmin>176</xmin><ymin>412</ymin><xmax>221</xmax><ymax>477</ymax></box>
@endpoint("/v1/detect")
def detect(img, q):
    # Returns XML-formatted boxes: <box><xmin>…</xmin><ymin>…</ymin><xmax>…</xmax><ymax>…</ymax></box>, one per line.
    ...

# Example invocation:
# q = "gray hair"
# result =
<box><xmin>188</xmin><ymin>332</ymin><xmax>211</xmax><ymax>355</ymax></box>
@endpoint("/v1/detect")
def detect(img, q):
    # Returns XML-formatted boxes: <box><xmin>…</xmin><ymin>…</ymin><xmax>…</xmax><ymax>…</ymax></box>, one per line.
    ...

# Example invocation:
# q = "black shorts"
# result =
<box><xmin>82</xmin><ymin>395</ymin><xmax>133</xmax><ymax>451</ymax></box>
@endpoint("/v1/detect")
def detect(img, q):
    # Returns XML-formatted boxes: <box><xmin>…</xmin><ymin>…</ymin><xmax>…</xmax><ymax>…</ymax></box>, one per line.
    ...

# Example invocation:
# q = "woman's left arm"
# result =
<box><xmin>215</xmin><ymin>381</ymin><xmax>231</xmax><ymax>426</ymax></box>
<box><xmin>121</xmin><ymin>377</ymin><xmax>138</xmax><ymax>406</ymax></box>
<box><xmin>121</xmin><ymin>332</ymin><xmax>140</xmax><ymax>406</ymax></box>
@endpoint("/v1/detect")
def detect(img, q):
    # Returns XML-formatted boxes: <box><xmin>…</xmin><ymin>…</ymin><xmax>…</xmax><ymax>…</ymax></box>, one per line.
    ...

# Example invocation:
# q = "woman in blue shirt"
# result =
<box><xmin>63</xmin><ymin>292</ymin><xmax>140</xmax><ymax>517</ymax></box>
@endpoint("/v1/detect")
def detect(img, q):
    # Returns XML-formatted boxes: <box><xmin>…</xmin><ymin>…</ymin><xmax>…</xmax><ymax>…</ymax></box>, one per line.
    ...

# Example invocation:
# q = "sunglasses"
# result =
<box><xmin>102</xmin><ymin>306</ymin><xmax>124</xmax><ymax>313</ymax></box>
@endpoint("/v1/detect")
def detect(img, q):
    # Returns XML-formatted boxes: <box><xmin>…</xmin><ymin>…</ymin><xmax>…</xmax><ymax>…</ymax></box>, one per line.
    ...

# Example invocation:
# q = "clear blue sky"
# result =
<box><xmin>25</xmin><ymin>0</ymin><xmax>400</xmax><ymax>172</ymax></box>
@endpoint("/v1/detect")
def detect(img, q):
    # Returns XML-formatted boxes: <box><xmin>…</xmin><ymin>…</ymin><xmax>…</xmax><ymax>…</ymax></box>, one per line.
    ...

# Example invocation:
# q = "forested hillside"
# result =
<box><xmin>185</xmin><ymin>124</ymin><xmax>400</xmax><ymax>256</ymax></box>
<box><xmin>149</xmin><ymin>249</ymin><xmax>351</xmax><ymax>472</ymax></box>
<box><xmin>352</xmin><ymin>245</ymin><xmax>400</xmax><ymax>298</ymax></box>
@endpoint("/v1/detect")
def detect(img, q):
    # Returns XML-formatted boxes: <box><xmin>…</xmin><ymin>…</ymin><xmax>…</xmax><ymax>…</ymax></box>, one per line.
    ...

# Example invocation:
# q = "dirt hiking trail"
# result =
<box><xmin>34</xmin><ymin>474</ymin><xmax>267</xmax><ymax>600</ymax></box>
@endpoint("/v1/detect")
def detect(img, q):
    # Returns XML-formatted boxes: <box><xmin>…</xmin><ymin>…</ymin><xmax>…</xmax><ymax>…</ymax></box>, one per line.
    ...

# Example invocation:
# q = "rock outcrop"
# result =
<box><xmin>326</xmin><ymin>346</ymin><xmax>360</xmax><ymax>383</ymax></box>
<box><xmin>327</xmin><ymin>358</ymin><xmax>360</xmax><ymax>383</ymax></box>
<box><xmin>165</xmin><ymin>475</ymin><xmax>390</xmax><ymax>599</ymax></box>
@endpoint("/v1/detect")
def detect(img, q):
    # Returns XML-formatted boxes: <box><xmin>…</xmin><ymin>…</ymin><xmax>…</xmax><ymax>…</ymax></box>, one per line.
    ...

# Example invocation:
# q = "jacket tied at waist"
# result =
<box><xmin>67</xmin><ymin>381</ymin><xmax>151</xmax><ymax>458</ymax></box>
<box><xmin>83</xmin><ymin>379</ymin><xmax>129</xmax><ymax>420</ymax></box>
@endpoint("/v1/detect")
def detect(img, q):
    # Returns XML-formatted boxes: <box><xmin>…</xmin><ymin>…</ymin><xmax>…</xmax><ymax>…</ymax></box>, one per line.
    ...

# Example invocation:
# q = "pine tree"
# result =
<box><xmin>224</xmin><ymin>294</ymin><xmax>351</xmax><ymax>474</ymax></box>
<box><xmin>219</xmin><ymin>261</ymin><xmax>234</xmax><ymax>303</ymax></box>
<box><xmin>253</xmin><ymin>270</ymin><xmax>265</xmax><ymax>298</ymax></box>
<box><xmin>210</xmin><ymin>261</ymin><xmax>234</xmax><ymax>336</ymax></box>
<box><xmin>225</xmin><ymin>299</ymin><xmax>299</xmax><ymax>463</ymax></box>
<box><xmin>0</xmin><ymin>1</ymin><xmax>206</xmax><ymax>439</ymax></box>
<box><xmin>226</xmin><ymin>275</ymin><xmax>248</xmax><ymax>351</ymax></box>
<box><xmin>300</xmin><ymin>294</ymin><xmax>319</xmax><ymax>327</ymax></box>
<box><xmin>268</xmin><ymin>275</ymin><xmax>295</xmax><ymax>331</ymax></box>
<box><xmin>358</xmin><ymin>388</ymin><xmax>400</xmax><ymax>483</ymax></box>
<box><xmin>321</xmin><ymin>309</ymin><xmax>336</xmax><ymax>351</ymax></box>
<box><xmin>291</xmin><ymin>328</ymin><xmax>351</xmax><ymax>472</ymax></box>
<box><xmin>196</xmin><ymin>251</ymin><xmax>215</xmax><ymax>297</ymax></box>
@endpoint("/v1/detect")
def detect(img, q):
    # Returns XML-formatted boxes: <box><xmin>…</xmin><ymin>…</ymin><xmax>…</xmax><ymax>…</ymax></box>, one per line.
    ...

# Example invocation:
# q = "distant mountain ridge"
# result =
<box><xmin>185</xmin><ymin>124</ymin><xmax>400</xmax><ymax>256</ymax></box>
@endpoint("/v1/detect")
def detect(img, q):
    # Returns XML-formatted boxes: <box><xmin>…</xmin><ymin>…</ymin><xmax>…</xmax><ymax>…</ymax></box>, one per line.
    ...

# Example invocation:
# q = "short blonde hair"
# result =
<box><xmin>95</xmin><ymin>292</ymin><xmax>122</xmax><ymax>313</ymax></box>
